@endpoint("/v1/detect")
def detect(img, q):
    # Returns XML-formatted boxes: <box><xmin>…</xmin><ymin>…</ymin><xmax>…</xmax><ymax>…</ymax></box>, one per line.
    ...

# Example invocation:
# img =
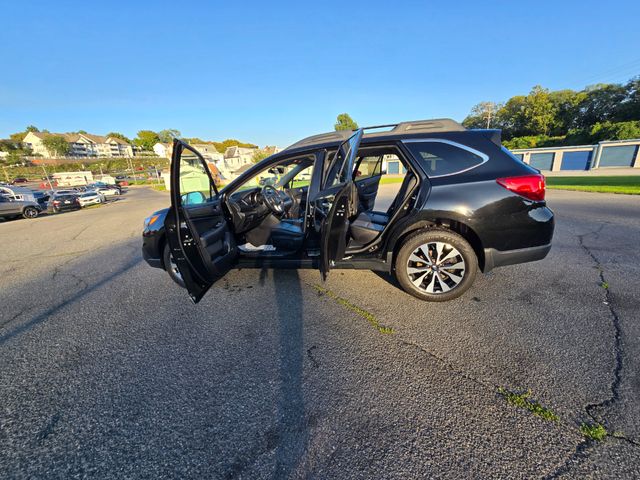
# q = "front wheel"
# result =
<box><xmin>394</xmin><ymin>229</ymin><xmax>478</xmax><ymax>301</ymax></box>
<box><xmin>163</xmin><ymin>243</ymin><xmax>186</xmax><ymax>288</ymax></box>
<box><xmin>23</xmin><ymin>207</ymin><xmax>39</xmax><ymax>219</ymax></box>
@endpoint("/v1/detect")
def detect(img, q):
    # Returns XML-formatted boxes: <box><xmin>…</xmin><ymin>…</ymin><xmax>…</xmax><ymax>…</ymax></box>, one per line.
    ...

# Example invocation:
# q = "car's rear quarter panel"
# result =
<box><xmin>398</xmin><ymin>131</ymin><xmax>554</xmax><ymax>252</ymax></box>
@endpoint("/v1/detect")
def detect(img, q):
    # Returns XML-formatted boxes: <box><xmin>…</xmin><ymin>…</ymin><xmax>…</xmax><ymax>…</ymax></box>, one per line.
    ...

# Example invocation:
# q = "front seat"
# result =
<box><xmin>270</xmin><ymin>218</ymin><xmax>304</xmax><ymax>251</ymax></box>
<box><xmin>350</xmin><ymin>173</ymin><xmax>417</xmax><ymax>245</ymax></box>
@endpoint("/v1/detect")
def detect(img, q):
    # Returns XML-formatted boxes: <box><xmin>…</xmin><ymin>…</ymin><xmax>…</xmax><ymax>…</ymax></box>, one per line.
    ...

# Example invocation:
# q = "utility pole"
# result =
<box><xmin>127</xmin><ymin>157</ymin><xmax>136</xmax><ymax>180</ymax></box>
<box><xmin>40</xmin><ymin>164</ymin><xmax>53</xmax><ymax>190</ymax></box>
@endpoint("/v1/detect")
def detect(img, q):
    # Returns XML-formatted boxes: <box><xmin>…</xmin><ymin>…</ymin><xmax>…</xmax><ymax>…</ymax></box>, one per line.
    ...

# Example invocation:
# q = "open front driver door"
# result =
<box><xmin>164</xmin><ymin>140</ymin><xmax>238</xmax><ymax>303</ymax></box>
<box><xmin>314</xmin><ymin>129</ymin><xmax>363</xmax><ymax>281</ymax></box>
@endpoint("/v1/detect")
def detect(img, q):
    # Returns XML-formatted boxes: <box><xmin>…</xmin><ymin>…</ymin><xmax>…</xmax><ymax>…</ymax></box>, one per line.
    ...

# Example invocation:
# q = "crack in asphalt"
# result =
<box><xmin>309</xmin><ymin>240</ymin><xmax>640</xmax><ymax>479</ymax></box>
<box><xmin>542</xmin><ymin>224</ymin><xmax>638</xmax><ymax>479</ymax></box>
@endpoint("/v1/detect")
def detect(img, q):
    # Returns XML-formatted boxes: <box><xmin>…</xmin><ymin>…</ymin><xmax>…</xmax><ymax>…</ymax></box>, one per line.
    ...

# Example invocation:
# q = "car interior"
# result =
<box><xmin>224</xmin><ymin>155</ymin><xmax>315</xmax><ymax>256</ymax></box>
<box><xmin>348</xmin><ymin>146</ymin><xmax>417</xmax><ymax>249</ymax></box>
<box><xmin>179</xmin><ymin>143</ymin><xmax>418</xmax><ymax>260</ymax></box>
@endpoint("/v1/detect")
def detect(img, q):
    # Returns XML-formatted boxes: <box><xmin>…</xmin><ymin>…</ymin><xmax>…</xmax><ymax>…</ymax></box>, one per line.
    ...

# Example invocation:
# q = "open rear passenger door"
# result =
<box><xmin>164</xmin><ymin>140</ymin><xmax>238</xmax><ymax>303</ymax></box>
<box><xmin>313</xmin><ymin>129</ymin><xmax>363</xmax><ymax>280</ymax></box>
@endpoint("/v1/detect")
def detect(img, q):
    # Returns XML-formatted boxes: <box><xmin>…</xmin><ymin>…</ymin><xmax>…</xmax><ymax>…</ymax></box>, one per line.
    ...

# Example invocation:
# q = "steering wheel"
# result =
<box><xmin>261</xmin><ymin>185</ymin><xmax>291</xmax><ymax>215</ymax></box>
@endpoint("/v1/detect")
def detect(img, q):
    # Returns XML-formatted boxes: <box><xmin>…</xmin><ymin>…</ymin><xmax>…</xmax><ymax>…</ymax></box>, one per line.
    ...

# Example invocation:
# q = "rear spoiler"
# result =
<box><xmin>480</xmin><ymin>129</ymin><xmax>502</xmax><ymax>146</ymax></box>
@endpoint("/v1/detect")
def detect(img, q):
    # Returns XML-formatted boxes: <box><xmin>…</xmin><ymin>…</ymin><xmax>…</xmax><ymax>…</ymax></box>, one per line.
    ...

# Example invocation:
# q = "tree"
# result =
<box><xmin>463</xmin><ymin>102</ymin><xmax>501</xmax><ymax>129</ymax></box>
<box><xmin>495</xmin><ymin>96</ymin><xmax>528</xmax><ymax>138</ymax></box>
<box><xmin>589</xmin><ymin>120</ymin><xmax>640</xmax><ymax>142</ymax></box>
<box><xmin>134</xmin><ymin>130</ymin><xmax>160</xmax><ymax>150</ymax></box>
<box><xmin>42</xmin><ymin>135</ymin><xmax>69</xmax><ymax>157</ymax></box>
<box><xmin>157</xmin><ymin>129</ymin><xmax>181</xmax><ymax>143</ymax></box>
<box><xmin>463</xmin><ymin>74</ymin><xmax>640</xmax><ymax>147</ymax></box>
<box><xmin>77</xmin><ymin>129</ymin><xmax>87</xmax><ymax>134</ymax></box>
<box><xmin>9</xmin><ymin>125</ymin><xmax>39</xmax><ymax>143</ymax></box>
<box><xmin>107</xmin><ymin>132</ymin><xmax>132</xmax><ymax>143</ymax></box>
<box><xmin>214</xmin><ymin>139</ymin><xmax>258</xmax><ymax>153</ymax></box>
<box><xmin>0</xmin><ymin>140</ymin><xmax>17</xmax><ymax>152</ymax></box>
<box><xmin>617</xmin><ymin>77</ymin><xmax>640</xmax><ymax>122</ymax></box>
<box><xmin>522</xmin><ymin>86</ymin><xmax>556</xmax><ymax>136</ymax></box>
<box><xmin>548</xmin><ymin>89</ymin><xmax>583</xmax><ymax>134</ymax></box>
<box><xmin>252</xmin><ymin>149</ymin><xmax>271</xmax><ymax>163</ymax></box>
<box><xmin>334</xmin><ymin>113</ymin><xmax>358</xmax><ymax>131</ymax></box>
<box><xmin>574</xmin><ymin>83</ymin><xmax>627</xmax><ymax>129</ymax></box>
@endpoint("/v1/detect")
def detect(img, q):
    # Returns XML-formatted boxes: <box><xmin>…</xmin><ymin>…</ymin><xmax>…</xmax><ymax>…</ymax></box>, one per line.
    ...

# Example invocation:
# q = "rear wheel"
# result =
<box><xmin>394</xmin><ymin>229</ymin><xmax>477</xmax><ymax>301</ymax></box>
<box><xmin>23</xmin><ymin>207</ymin><xmax>39</xmax><ymax>219</ymax></box>
<box><xmin>163</xmin><ymin>242</ymin><xmax>186</xmax><ymax>288</ymax></box>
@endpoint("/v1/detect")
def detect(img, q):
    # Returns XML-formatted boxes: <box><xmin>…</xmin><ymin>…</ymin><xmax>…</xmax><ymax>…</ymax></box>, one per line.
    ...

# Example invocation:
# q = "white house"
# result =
<box><xmin>23</xmin><ymin>131</ymin><xmax>134</xmax><ymax>158</ymax></box>
<box><xmin>153</xmin><ymin>142</ymin><xmax>171</xmax><ymax>158</ymax></box>
<box><xmin>191</xmin><ymin>144</ymin><xmax>224</xmax><ymax>162</ymax></box>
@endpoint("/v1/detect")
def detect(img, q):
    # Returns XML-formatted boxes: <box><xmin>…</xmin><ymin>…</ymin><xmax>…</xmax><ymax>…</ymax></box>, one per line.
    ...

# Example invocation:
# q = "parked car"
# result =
<box><xmin>50</xmin><ymin>189</ymin><xmax>80</xmax><ymax>197</ymax></box>
<box><xmin>94</xmin><ymin>186</ymin><xmax>120</xmax><ymax>198</ymax></box>
<box><xmin>0</xmin><ymin>195</ymin><xmax>42</xmax><ymax>219</ymax></box>
<box><xmin>84</xmin><ymin>188</ymin><xmax>106</xmax><ymax>202</ymax></box>
<box><xmin>143</xmin><ymin>119</ymin><xmax>554</xmax><ymax>303</ymax></box>
<box><xmin>49</xmin><ymin>194</ymin><xmax>81</xmax><ymax>213</ymax></box>
<box><xmin>32</xmin><ymin>191</ymin><xmax>50</xmax><ymax>207</ymax></box>
<box><xmin>78</xmin><ymin>191</ymin><xmax>103</xmax><ymax>207</ymax></box>
<box><xmin>0</xmin><ymin>185</ymin><xmax>39</xmax><ymax>203</ymax></box>
<box><xmin>11</xmin><ymin>177</ymin><xmax>29</xmax><ymax>185</ymax></box>
<box><xmin>88</xmin><ymin>182</ymin><xmax>123</xmax><ymax>194</ymax></box>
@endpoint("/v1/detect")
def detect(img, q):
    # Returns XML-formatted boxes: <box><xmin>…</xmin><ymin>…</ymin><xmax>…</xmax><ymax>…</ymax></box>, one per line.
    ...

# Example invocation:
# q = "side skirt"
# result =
<box><xmin>235</xmin><ymin>256</ymin><xmax>390</xmax><ymax>272</ymax></box>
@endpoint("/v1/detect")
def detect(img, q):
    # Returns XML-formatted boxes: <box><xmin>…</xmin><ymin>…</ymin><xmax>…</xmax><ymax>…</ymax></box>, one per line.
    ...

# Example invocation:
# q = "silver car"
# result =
<box><xmin>0</xmin><ymin>195</ymin><xmax>42</xmax><ymax>219</ymax></box>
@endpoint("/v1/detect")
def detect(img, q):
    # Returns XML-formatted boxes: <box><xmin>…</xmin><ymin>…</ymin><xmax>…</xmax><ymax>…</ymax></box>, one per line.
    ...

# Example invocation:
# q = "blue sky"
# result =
<box><xmin>1</xmin><ymin>0</ymin><xmax>639</xmax><ymax>146</ymax></box>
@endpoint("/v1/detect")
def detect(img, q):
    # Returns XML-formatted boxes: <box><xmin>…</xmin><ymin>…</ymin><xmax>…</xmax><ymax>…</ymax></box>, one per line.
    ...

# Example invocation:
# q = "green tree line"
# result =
<box><xmin>463</xmin><ymin>76</ymin><xmax>640</xmax><ymax>149</ymax></box>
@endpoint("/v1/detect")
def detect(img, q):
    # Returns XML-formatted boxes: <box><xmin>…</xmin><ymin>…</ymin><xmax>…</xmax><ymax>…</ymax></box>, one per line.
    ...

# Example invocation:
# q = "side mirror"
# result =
<box><xmin>181</xmin><ymin>191</ymin><xmax>206</xmax><ymax>205</ymax></box>
<box><xmin>380</xmin><ymin>168</ymin><xmax>387</xmax><ymax>175</ymax></box>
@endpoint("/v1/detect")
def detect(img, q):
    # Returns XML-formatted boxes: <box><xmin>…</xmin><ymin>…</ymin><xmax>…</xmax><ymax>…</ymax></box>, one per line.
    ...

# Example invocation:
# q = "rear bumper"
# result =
<box><xmin>482</xmin><ymin>243</ymin><xmax>551</xmax><ymax>273</ymax></box>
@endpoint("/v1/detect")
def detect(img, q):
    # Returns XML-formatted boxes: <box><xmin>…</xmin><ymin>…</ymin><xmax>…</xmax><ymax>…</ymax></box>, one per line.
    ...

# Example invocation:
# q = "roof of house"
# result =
<box><xmin>27</xmin><ymin>131</ymin><xmax>131</xmax><ymax>145</ymax></box>
<box><xmin>28</xmin><ymin>131</ymin><xmax>81</xmax><ymax>142</ymax></box>
<box><xmin>234</xmin><ymin>163</ymin><xmax>254</xmax><ymax>174</ymax></box>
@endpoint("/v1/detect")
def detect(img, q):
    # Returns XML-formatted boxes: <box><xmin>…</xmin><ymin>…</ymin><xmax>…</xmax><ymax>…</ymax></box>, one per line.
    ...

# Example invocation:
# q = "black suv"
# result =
<box><xmin>142</xmin><ymin>119</ymin><xmax>554</xmax><ymax>303</ymax></box>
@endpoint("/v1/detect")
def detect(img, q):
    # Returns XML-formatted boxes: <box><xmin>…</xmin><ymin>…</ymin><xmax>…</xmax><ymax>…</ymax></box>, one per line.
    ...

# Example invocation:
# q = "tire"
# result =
<box><xmin>163</xmin><ymin>242</ymin><xmax>186</xmax><ymax>288</ymax></box>
<box><xmin>394</xmin><ymin>228</ymin><xmax>478</xmax><ymax>302</ymax></box>
<box><xmin>23</xmin><ymin>207</ymin><xmax>39</xmax><ymax>219</ymax></box>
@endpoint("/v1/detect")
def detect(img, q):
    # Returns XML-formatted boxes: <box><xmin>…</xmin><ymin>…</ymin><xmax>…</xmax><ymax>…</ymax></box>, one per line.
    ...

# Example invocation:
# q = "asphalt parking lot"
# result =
<box><xmin>1</xmin><ymin>187</ymin><xmax>639</xmax><ymax>479</ymax></box>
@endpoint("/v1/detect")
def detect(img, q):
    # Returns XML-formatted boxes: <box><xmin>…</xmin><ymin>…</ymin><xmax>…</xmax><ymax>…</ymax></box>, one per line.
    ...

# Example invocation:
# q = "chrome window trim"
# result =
<box><xmin>402</xmin><ymin>138</ymin><xmax>489</xmax><ymax>178</ymax></box>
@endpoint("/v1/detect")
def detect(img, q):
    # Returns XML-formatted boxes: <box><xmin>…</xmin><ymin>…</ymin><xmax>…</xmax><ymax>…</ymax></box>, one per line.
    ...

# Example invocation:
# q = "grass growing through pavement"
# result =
<box><xmin>546</xmin><ymin>176</ymin><xmax>640</xmax><ymax>195</ymax></box>
<box><xmin>312</xmin><ymin>284</ymin><xmax>394</xmax><ymax>334</ymax></box>
<box><xmin>580</xmin><ymin>422</ymin><xmax>608</xmax><ymax>441</ymax></box>
<box><xmin>497</xmin><ymin>387</ymin><xmax>560</xmax><ymax>422</ymax></box>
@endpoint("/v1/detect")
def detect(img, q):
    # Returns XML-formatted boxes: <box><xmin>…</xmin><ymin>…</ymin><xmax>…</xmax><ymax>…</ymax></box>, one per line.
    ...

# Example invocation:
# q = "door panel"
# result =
<box><xmin>165</xmin><ymin>139</ymin><xmax>238</xmax><ymax>303</ymax></box>
<box><xmin>316</xmin><ymin>129</ymin><xmax>363</xmax><ymax>280</ymax></box>
<box><xmin>356</xmin><ymin>175</ymin><xmax>382</xmax><ymax>211</ymax></box>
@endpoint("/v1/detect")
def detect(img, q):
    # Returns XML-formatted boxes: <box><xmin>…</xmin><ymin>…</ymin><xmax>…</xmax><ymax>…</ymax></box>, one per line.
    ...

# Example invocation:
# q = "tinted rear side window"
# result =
<box><xmin>404</xmin><ymin>140</ymin><xmax>486</xmax><ymax>177</ymax></box>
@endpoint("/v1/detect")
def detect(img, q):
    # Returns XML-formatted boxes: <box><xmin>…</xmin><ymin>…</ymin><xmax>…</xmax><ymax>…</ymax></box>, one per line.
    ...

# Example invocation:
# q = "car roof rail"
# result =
<box><xmin>285</xmin><ymin>118</ymin><xmax>466</xmax><ymax>150</ymax></box>
<box><xmin>285</xmin><ymin>130</ymin><xmax>353</xmax><ymax>150</ymax></box>
<box><xmin>363</xmin><ymin>118</ymin><xmax>466</xmax><ymax>136</ymax></box>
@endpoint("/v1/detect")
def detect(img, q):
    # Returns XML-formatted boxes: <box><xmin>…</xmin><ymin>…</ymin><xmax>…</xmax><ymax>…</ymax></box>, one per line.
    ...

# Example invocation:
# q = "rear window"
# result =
<box><xmin>404</xmin><ymin>140</ymin><xmax>487</xmax><ymax>177</ymax></box>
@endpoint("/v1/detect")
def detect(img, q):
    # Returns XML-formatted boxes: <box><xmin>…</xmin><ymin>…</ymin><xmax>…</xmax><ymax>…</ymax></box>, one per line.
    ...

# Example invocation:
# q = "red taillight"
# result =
<box><xmin>53</xmin><ymin>200</ymin><xmax>60</xmax><ymax>205</ymax></box>
<box><xmin>496</xmin><ymin>174</ymin><xmax>545</xmax><ymax>201</ymax></box>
